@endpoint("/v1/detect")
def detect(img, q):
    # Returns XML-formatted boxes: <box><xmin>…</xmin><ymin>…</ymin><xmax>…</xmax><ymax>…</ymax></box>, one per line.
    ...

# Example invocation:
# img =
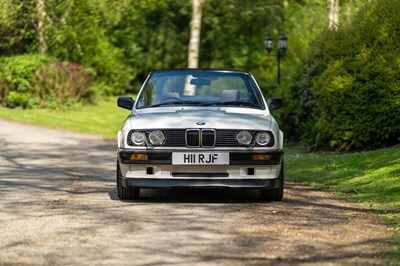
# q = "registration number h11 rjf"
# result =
<box><xmin>172</xmin><ymin>152</ymin><xmax>229</xmax><ymax>165</ymax></box>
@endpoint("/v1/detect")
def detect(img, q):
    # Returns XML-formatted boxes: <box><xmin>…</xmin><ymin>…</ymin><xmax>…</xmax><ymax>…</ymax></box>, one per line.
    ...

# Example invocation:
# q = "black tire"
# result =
<box><xmin>117</xmin><ymin>161</ymin><xmax>140</xmax><ymax>200</ymax></box>
<box><xmin>261</xmin><ymin>162</ymin><xmax>284</xmax><ymax>201</ymax></box>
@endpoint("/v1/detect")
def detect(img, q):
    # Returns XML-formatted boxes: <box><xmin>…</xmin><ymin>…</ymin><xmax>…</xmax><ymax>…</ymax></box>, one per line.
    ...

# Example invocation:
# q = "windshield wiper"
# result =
<box><xmin>205</xmin><ymin>101</ymin><xmax>260</xmax><ymax>107</ymax></box>
<box><xmin>150</xmin><ymin>101</ymin><xmax>205</xmax><ymax>108</ymax></box>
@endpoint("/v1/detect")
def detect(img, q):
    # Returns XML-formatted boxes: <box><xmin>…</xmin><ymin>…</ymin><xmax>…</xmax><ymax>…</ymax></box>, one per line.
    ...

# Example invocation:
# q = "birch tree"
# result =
<box><xmin>188</xmin><ymin>0</ymin><xmax>204</xmax><ymax>68</ymax></box>
<box><xmin>37</xmin><ymin>0</ymin><xmax>47</xmax><ymax>54</ymax></box>
<box><xmin>328</xmin><ymin>0</ymin><xmax>339</xmax><ymax>30</ymax></box>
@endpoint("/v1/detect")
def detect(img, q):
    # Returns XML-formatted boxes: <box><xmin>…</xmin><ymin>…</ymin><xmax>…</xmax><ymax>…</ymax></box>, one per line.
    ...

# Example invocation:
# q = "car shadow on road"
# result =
<box><xmin>109</xmin><ymin>186</ymin><xmax>267</xmax><ymax>204</ymax></box>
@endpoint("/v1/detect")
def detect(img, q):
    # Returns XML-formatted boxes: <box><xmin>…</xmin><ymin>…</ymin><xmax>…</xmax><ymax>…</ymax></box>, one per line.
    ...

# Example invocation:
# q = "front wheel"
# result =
<box><xmin>117</xmin><ymin>161</ymin><xmax>140</xmax><ymax>200</ymax></box>
<box><xmin>261</xmin><ymin>163</ymin><xmax>284</xmax><ymax>201</ymax></box>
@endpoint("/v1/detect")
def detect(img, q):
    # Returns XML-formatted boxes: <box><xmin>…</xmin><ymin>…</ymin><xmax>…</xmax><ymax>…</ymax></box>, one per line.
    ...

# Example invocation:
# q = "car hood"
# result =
<box><xmin>126</xmin><ymin>109</ymin><xmax>273</xmax><ymax>130</ymax></box>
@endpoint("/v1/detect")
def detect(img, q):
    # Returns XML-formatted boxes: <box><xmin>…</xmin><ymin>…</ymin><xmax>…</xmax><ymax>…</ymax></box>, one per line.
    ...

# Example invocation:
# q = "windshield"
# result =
<box><xmin>136</xmin><ymin>70</ymin><xmax>265</xmax><ymax>109</ymax></box>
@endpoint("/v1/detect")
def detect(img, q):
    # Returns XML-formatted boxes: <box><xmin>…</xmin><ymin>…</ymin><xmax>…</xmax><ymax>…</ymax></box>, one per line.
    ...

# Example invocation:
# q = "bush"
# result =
<box><xmin>36</xmin><ymin>62</ymin><xmax>95</xmax><ymax>108</ymax></box>
<box><xmin>0</xmin><ymin>54</ymin><xmax>96</xmax><ymax>109</ymax></box>
<box><xmin>0</xmin><ymin>54</ymin><xmax>55</xmax><ymax>108</ymax></box>
<box><xmin>285</xmin><ymin>0</ymin><xmax>400</xmax><ymax>151</ymax></box>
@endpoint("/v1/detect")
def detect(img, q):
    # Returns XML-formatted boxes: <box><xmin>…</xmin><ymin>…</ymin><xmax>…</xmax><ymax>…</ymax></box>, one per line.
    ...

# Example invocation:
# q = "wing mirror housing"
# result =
<box><xmin>117</xmin><ymin>96</ymin><xmax>135</xmax><ymax>110</ymax></box>
<box><xmin>267</xmin><ymin>97</ymin><xmax>283</xmax><ymax>111</ymax></box>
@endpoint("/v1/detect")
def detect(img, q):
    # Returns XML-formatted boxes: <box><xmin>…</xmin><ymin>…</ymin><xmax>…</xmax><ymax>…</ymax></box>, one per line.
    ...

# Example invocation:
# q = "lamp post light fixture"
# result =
<box><xmin>264</xmin><ymin>32</ymin><xmax>288</xmax><ymax>85</ymax></box>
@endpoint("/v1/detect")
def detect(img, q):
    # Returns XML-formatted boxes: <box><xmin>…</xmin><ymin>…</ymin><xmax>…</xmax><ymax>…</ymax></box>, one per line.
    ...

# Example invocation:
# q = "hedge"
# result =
<box><xmin>283</xmin><ymin>0</ymin><xmax>400</xmax><ymax>151</ymax></box>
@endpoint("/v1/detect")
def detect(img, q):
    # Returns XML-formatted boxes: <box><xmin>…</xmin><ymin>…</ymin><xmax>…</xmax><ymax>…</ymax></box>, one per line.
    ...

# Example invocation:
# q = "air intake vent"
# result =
<box><xmin>186</xmin><ymin>129</ymin><xmax>200</xmax><ymax>147</ymax></box>
<box><xmin>185</xmin><ymin>129</ymin><xmax>216</xmax><ymax>148</ymax></box>
<box><xmin>201</xmin><ymin>129</ymin><xmax>216</xmax><ymax>147</ymax></box>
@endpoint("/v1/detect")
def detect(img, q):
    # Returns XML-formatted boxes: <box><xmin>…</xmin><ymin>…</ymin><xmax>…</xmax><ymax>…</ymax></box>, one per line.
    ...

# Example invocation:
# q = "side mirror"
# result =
<box><xmin>267</xmin><ymin>97</ymin><xmax>283</xmax><ymax>111</ymax></box>
<box><xmin>117</xmin><ymin>96</ymin><xmax>135</xmax><ymax>110</ymax></box>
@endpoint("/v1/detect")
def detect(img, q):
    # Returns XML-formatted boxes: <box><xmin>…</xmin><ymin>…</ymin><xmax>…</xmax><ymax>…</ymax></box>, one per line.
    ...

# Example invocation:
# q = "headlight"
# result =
<box><xmin>148</xmin><ymin>130</ymin><xmax>166</xmax><ymax>145</ymax></box>
<box><xmin>236</xmin><ymin>130</ymin><xmax>253</xmax><ymax>146</ymax></box>
<box><xmin>255</xmin><ymin>132</ymin><xmax>272</xmax><ymax>146</ymax></box>
<box><xmin>130</xmin><ymin>131</ymin><xmax>146</xmax><ymax>145</ymax></box>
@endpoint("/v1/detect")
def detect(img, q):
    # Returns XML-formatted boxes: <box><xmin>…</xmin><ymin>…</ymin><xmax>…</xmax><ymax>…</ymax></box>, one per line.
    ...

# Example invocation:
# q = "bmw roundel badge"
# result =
<box><xmin>196</xmin><ymin>121</ymin><xmax>206</xmax><ymax>126</ymax></box>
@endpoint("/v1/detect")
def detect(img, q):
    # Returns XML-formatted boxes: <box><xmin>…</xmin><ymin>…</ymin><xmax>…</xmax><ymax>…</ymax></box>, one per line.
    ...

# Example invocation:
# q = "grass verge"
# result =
<box><xmin>0</xmin><ymin>97</ymin><xmax>130</xmax><ymax>139</ymax></box>
<box><xmin>286</xmin><ymin>147</ymin><xmax>400</xmax><ymax>261</ymax></box>
<box><xmin>286</xmin><ymin>147</ymin><xmax>400</xmax><ymax>228</ymax></box>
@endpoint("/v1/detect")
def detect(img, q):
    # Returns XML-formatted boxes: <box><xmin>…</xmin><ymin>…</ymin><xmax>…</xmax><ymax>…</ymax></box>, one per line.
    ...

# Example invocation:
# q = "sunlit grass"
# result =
<box><xmin>0</xmin><ymin>97</ymin><xmax>131</xmax><ymax>139</ymax></box>
<box><xmin>286</xmin><ymin>147</ymin><xmax>400</xmax><ymax>229</ymax></box>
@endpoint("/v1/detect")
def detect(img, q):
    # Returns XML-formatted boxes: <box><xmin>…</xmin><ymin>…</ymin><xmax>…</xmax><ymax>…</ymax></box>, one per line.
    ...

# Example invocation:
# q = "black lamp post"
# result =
<box><xmin>264</xmin><ymin>32</ymin><xmax>288</xmax><ymax>85</ymax></box>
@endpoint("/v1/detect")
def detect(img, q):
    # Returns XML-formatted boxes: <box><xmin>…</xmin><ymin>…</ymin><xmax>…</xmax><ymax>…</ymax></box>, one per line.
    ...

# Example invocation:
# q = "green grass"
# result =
<box><xmin>286</xmin><ymin>147</ymin><xmax>400</xmax><ymax>229</ymax></box>
<box><xmin>286</xmin><ymin>147</ymin><xmax>400</xmax><ymax>262</ymax></box>
<box><xmin>0</xmin><ymin>97</ymin><xmax>130</xmax><ymax>139</ymax></box>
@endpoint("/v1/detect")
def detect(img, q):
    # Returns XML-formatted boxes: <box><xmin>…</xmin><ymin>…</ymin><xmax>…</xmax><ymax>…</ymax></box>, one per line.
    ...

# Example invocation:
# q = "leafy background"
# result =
<box><xmin>0</xmin><ymin>0</ymin><xmax>399</xmax><ymax>151</ymax></box>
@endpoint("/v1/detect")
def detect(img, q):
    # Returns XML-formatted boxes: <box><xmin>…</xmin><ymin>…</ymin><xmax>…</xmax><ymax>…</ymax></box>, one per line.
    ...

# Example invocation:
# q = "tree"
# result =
<box><xmin>328</xmin><ymin>0</ymin><xmax>339</xmax><ymax>30</ymax></box>
<box><xmin>188</xmin><ymin>0</ymin><xmax>204</xmax><ymax>68</ymax></box>
<box><xmin>37</xmin><ymin>0</ymin><xmax>47</xmax><ymax>54</ymax></box>
<box><xmin>0</xmin><ymin>0</ymin><xmax>37</xmax><ymax>55</ymax></box>
<box><xmin>284</xmin><ymin>0</ymin><xmax>400</xmax><ymax>150</ymax></box>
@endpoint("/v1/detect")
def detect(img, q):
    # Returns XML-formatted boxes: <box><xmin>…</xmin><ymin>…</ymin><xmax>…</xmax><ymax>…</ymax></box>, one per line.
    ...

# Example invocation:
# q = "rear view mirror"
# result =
<box><xmin>190</xmin><ymin>78</ymin><xmax>211</xmax><ymax>86</ymax></box>
<box><xmin>117</xmin><ymin>96</ymin><xmax>135</xmax><ymax>110</ymax></box>
<box><xmin>267</xmin><ymin>98</ymin><xmax>283</xmax><ymax>111</ymax></box>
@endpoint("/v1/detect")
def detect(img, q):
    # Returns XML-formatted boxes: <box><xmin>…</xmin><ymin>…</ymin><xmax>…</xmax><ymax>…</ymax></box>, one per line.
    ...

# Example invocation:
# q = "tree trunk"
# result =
<box><xmin>346</xmin><ymin>0</ymin><xmax>354</xmax><ymax>25</ymax></box>
<box><xmin>188</xmin><ymin>0</ymin><xmax>204</xmax><ymax>68</ymax></box>
<box><xmin>37</xmin><ymin>0</ymin><xmax>47</xmax><ymax>54</ymax></box>
<box><xmin>327</xmin><ymin>0</ymin><xmax>339</xmax><ymax>31</ymax></box>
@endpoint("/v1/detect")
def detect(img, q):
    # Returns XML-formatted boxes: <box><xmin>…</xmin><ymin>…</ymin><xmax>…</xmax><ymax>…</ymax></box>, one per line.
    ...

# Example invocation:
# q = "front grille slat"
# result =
<box><xmin>216</xmin><ymin>130</ymin><xmax>237</xmax><ymax>146</ymax></box>
<box><xmin>186</xmin><ymin>129</ymin><xmax>200</xmax><ymax>147</ymax></box>
<box><xmin>201</xmin><ymin>129</ymin><xmax>216</xmax><ymax>147</ymax></box>
<box><xmin>176</xmin><ymin>129</ymin><xmax>239</xmax><ymax>147</ymax></box>
<box><xmin>164</xmin><ymin>130</ymin><xmax>186</xmax><ymax>146</ymax></box>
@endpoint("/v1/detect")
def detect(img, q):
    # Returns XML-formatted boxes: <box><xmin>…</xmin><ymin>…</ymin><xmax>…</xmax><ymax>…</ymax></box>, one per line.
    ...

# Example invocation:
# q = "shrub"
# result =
<box><xmin>0</xmin><ymin>54</ymin><xmax>95</xmax><ymax>109</ymax></box>
<box><xmin>0</xmin><ymin>54</ymin><xmax>55</xmax><ymax>108</ymax></box>
<box><xmin>36</xmin><ymin>62</ymin><xmax>95</xmax><ymax>108</ymax></box>
<box><xmin>285</xmin><ymin>0</ymin><xmax>400</xmax><ymax>151</ymax></box>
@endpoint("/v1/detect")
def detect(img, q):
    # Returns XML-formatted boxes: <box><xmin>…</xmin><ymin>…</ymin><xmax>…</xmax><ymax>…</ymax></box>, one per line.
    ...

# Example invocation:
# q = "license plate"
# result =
<box><xmin>172</xmin><ymin>152</ymin><xmax>229</xmax><ymax>165</ymax></box>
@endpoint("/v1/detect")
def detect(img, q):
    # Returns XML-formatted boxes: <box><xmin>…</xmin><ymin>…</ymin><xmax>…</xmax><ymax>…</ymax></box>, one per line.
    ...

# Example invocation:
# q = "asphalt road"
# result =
<box><xmin>0</xmin><ymin>119</ymin><xmax>396</xmax><ymax>265</ymax></box>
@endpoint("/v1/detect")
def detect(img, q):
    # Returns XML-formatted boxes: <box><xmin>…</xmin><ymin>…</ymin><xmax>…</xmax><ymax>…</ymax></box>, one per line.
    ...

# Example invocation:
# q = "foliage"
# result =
<box><xmin>2</xmin><ymin>0</ymin><xmax>398</xmax><ymax>151</ymax></box>
<box><xmin>0</xmin><ymin>54</ymin><xmax>54</xmax><ymax>108</ymax></box>
<box><xmin>0</xmin><ymin>0</ymin><xmax>323</xmax><ymax>96</ymax></box>
<box><xmin>200</xmin><ymin>0</ymin><xmax>284</xmax><ymax>95</ymax></box>
<box><xmin>274</xmin><ymin>0</ymin><xmax>326</xmax><ymax>142</ymax></box>
<box><xmin>36</xmin><ymin>62</ymin><xmax>95</xmax><ymax>109</ymax></box>
<box><xmin>0</xmin><ymin>54</ymin><xmax>95</xmax><ymax>109</ymax></box>
<box><xmin>284</xmin><ymin>0</ymin><xmax>400</xmax><ymax>150</ymax></box>
<box><xmin>0</xmin><ymin>0</ymin><xmax>38</xmax><ymax>55</ymax></box>
<box><xmin>110</xmin><ymin>0</ymin><xmax>192</xmax><ymax>88</ymax></box>
<box><xmin>44</xmin><ymin>0</ymin><xmax>132</xmax><ymax>94</ymax></box>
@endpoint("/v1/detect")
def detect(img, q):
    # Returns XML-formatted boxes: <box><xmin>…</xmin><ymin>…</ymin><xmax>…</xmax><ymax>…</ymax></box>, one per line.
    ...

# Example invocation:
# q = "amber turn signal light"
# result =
<box><xmin>130</xmin><ymin>153</ymin><xmax>148</xmax><ymax>160</ymax></box>
<box><xmin>252</xmin><ymin>154</ymin><xmax>271</xmax><ymax>161</ymax></box>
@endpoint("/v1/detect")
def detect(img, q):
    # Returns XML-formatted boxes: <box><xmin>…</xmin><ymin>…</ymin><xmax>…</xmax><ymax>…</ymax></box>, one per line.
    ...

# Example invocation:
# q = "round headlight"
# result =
<box><xmin>148</xmin><ymin>130</ymin><xmax>166</xmax><ymax>145</ymax></box>
<box><xmin>131</xmin><ymin>131</ymin><xmax>146</xmax><ymax>145</ymax></box>
<box><xmin>236</xmin><ymin>131</ymin><xmax>253</xmax><ymax>146</ymax></box>
<box><xmin>255</xmin><ymin>132</ymin><xmax>272</xmax><ymax>146</ymax></box>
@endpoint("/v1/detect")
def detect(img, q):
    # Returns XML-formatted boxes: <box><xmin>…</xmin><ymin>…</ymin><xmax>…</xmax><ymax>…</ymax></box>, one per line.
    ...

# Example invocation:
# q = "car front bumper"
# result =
<box><xmin>118</xmin><ymin>149</ymin><xmax>283</xmax><ymax>189</ymax></box>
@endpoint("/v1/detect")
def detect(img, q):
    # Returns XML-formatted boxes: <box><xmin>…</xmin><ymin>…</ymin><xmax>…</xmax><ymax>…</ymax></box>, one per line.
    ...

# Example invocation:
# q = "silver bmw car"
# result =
<box><xmin>117</xmin><ymin>69</ymin><xmax>284</xmax><ymax>201</ymax></box>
